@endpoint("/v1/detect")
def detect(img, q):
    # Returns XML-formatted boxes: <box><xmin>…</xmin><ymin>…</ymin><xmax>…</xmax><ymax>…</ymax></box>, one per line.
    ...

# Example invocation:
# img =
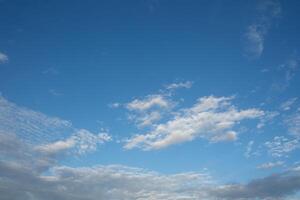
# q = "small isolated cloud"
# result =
<box><xmin>280</xmin><ymin>98</ymin><xmax>298</xmax><ymax>111</ymax></box>
<box><xmin>126</xmin><ymin>94</ymin><xmax>172</xmax><ymax>112</ymax></box>
<box><xmin>0</xmin><ymin>52</ymin><xmax>8</xmax><ymax>63</ymax></box>
<box><xmin>265</xmin><ymin>136</ymin><xmax>299</xmax><ymax>158</ymax></box>
<box><xmin>165</xmin><ymin>81</ymin><xmax>193</xmax><ymax>90</ymax></box>
<box><xmin>125</xmin><ymin>96</ymin><xmax>265</xmax><ymax>150</ymax></box>
<box><xmin>42</xmin><ymin>67</ymin><xmax>59</xmax><ymax>75</ymax></box>
<box><xmin>244</xmin><ymin>141</ymin><xmax>255</xmax><ymax>158</ymax></box>
<box><xmin>257</xmin><ymin>161</ymin><xmax>284</xmax><ymax>169</ymax></box>
<box><xmin>49</xmin><ymin>89</ymin><xmax>63</xmax><ymax>96</ymax></box>
<box><xmin>243</xmin><ymin>0</ymin><xmax>281</xmax><ymax>59</ymax></box>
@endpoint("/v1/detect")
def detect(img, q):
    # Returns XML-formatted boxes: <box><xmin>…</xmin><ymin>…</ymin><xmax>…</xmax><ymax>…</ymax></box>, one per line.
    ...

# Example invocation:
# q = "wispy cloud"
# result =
<box><xmin>280</xmin><ymin>98</ymin><xmax>298</xmax><ymax>111</ymax></box>
<box><xmin>270</xmin><ymin>55</ymin><xmax>300</xmax><ymax>92</ymax></box>
<box><xmin>125</xmin><ymin>96</ymin><xmax>264</xmax><ymax>150</ymax></box>
<box><xmin>49</xmin><ymin>89</ymin><xmax>63</xmax><ymax>96</ymax></box>
<box><xmin>244</xmin><ymin>141</ymin><xmax>256</xmax><ymax>158</ymax></box>
<box><xmin>243</xmin><ymin>0</ymin><xmax>281</xmax><ymax>59</ymax></box>
<box><xmin>285</xmin><ymin>112</ymin><xmax>300</xmax><ymax>137</ymax></box>
<box><xmin>257</xmin><ymin>161</ymin><xmax>284</xmax><ymax>169</ymax></box>
<box><xmin>164</xmin><ymin>81</ymin><xmax>193</xmax><ymax>91</ymax></box>
<box><xmin>42</xmin><ymin>67</ymin><xmax>59</xmax><ymax>75</ymax></box>
<box><xmin>0</xmin><ymin>52</ymin><xmax>8</xmax><ymax>63</ymax></box>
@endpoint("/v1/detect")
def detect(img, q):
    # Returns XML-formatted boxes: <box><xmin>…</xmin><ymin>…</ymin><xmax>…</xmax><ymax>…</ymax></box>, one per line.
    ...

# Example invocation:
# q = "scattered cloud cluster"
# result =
<box><xmin>1</xmin><ymin>128</ymin><xmax>300</xmax><ymax>200</ymax></box>
<box><xmin>125</xmin><ymin>96</ymin><xmax>264</xmax><ymax>150</ymax></box>
<box><xmin>265</xmin><ymin>136</ymin><xmax>299</xmax><ymax>158</ymax></box>
<box><xmin>243</xmin><ymin>0</ymin><xmax>281</xmax><ymax>59</ymax></box>
<box><xmin>1</xmin><ymin>138</ymin><xmax>300</xmax><ymax>200</ymax></box>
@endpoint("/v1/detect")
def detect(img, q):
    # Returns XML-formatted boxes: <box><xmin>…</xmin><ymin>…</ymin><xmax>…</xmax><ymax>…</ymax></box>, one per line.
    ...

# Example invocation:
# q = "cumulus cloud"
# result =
<box><xmin>243</xmin><ymin>0</ymin><xmax>281</xmax><ymax>59</ymax></box>
<box><xmin>125</xmin><ymin>94</ymin><xmax>175</xmax><ymax>128</ymax></box>
<box><xmin>126</xmin><ymin>94</ymin><xmax>172</xmax><ymax>112</ymax></box>
<box><xmin>0</xmin><ymin>52</ymin><xmax>8</xmax><ymax>63</ymax></box>
<box><xmin>125</xmin><ymin>96</ymin><xmax>265</xmax><ymax>150</ymax></box>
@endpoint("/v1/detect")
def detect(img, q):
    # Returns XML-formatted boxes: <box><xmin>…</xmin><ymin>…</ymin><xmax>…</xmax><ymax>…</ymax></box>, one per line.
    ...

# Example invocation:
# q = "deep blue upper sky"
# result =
<box><xmin>1</xmin><ymin>0</ymin><xmax>300</xmax><ymax>199</ymax></box>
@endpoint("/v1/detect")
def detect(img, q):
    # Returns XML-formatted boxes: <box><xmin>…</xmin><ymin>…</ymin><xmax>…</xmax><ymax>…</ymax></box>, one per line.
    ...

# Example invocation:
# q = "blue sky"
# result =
<box><xmin>1</xmin><ymin>0</ymin><xmax>300</xmax><ymax>199</ymax></box>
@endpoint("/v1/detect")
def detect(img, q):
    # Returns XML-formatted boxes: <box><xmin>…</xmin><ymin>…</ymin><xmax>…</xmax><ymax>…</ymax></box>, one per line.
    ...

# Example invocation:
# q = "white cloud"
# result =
<box><xmin>0</xmin><ymin>96</ymin><xmax>111</xmax><ymax>156</ymax></box>
<box><xmin>126</xmin><ymin>94</ymin><xmax>172</xmax><ymax>112</ymax></box>
<box><xmin>165</xmin><ymin>81</ymin><xmax>193</xmax><ymax>90</ymax></box>
<box><xmin>265</xmin><ymin>136</ymin><xmax>299</xmax><ymax>157</ymax></box>
<box><xmin>0</xmin><ymin>52</ymin><xmax>8</xmax><ymax>63</ymax></box>
<box><xmin>1</xmin><ymin>129</ymin><xmax>300</xmax><ymax>200</ymax></box>
<box><xmin>243</xmin><ymin>0</ymin><xmax>281</xmax><ymax>59</ymax></box>
<box><xmin>0</xmin><ymin>96</ymin><xmax>72</xmax><ymax>144</ymax></box>
<box><xmin>36</xmin><ymin>129</ymin><xmax>111</xmax><ymax>155</ymax></box>
<box><xmin>125</xmin><ymin>96</ymin><xmax>265</xmax><ymax>150</ymax></box>
<box><xmin>280</xmin><ymin>98</ymin><xmax>298</xmax><ymax>111</ymax></box>
<box><xmin>244</xmin><ymin>25</ymin><xmax>265</xmax><ymax>59</ymax></box>
<box><xmin>125</xmin><ymin>94</ymin><xmax>175</xmax><ymax>127</ymax></box>
<box><xmin>257</xmin><ymin>161</ymin><xmax>284</xmax><ymax>169</ymax></box>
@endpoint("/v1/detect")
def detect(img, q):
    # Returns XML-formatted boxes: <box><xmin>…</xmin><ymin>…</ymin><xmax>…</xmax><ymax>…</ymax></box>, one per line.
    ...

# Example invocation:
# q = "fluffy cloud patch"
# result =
<box><xmin>125</xmin><ymin>96</ymin><xmax>264</xmax><ymax>150</ymax></box>
<box><xmin>126</xmin><ymin>95</ymin><xmax>172</xmax><ymax>112</ymax></box>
